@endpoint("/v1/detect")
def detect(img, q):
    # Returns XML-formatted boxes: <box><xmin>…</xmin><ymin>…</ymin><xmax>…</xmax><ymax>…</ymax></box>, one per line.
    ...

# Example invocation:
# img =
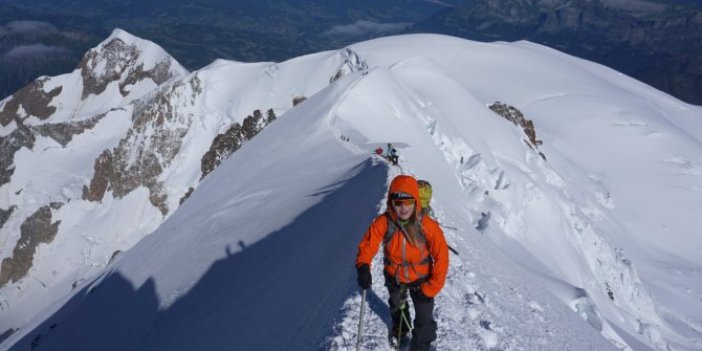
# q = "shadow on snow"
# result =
<box><xmin>12</xmin><ymin>160</ymin><xmax>388</xmax><ymax>351</ymax></box>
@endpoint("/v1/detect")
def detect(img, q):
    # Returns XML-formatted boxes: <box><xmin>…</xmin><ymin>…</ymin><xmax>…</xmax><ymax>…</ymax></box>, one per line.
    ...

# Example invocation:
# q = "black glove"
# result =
<box><xmin>356</xmin><ymin>264</ymin><xmax>372</xmax><ymax>289</ymax></box>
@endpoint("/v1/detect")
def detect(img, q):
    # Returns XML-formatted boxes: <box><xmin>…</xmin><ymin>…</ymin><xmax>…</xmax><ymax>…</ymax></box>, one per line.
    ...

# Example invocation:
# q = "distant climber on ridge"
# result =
<box><xmin>389</xmin><ymin>147</ymin><xmax>399</xmax><ymax>165</ymax></box>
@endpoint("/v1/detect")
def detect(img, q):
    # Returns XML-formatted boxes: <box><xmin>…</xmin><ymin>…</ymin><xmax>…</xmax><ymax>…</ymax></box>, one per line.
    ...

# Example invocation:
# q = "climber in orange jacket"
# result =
<box><xmin>356</xmin><ymin>175</ymin><xmax>449</xmax><ymax>351</ymax></box>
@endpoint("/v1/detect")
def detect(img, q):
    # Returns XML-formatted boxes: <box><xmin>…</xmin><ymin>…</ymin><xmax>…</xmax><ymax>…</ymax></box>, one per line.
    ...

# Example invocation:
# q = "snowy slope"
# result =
<box><xmin>0</xmin><ymin>29</ymin><xmax>378</xmax><ymax>341</ymax></box>
<box><xmin>2</xmin><ymin>33</ymin><xmax>702</xmax><ymax>351</ymax></box>
<box><xmin>0</xmin><ymin>28</ymin><xmax>187</xmax><ymax>335</ymax></box>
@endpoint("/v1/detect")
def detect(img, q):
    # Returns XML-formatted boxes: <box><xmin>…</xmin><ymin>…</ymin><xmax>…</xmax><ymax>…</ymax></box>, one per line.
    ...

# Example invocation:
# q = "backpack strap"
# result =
<box><xmin>382</xmin><ymin>213</ymin><xmax>432</xmax><ymax>285</ymax></box>
<box><xmin>383</xmin><ymin>212</ymin><xmax>397</xmax><ymax>245</ymax></box>
<box><xmin>383</xmin><ymin>212</ymin><xmax>427</xmax><ymax>244</ymax></box>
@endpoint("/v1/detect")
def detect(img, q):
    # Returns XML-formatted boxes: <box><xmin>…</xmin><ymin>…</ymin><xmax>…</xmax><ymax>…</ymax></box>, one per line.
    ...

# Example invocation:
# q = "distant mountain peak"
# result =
<box><xmin>0</xmin><ymin>29</ymin><xmax>189</xmax><ymax>322</ymax></box>
<box><xmin>78</xmin><ymin>28</ymin><xmax>187</xmax><ymax>100</ymax></box>
<box><xmin>106</xmin><ymin>28</ymin><xmax>140</xmax><ymax>43</ymax></box>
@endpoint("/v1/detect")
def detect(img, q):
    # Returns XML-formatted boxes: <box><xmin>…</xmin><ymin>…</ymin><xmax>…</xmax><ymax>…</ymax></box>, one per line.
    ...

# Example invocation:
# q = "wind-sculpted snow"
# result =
<box><xmin>330</xmin><ymin>48</ymin><xmax>369</xmax><ymax>83</ymax></box>
<box><xmin>318</xmin><ymin>37</ymin><xmax>701</xmax><ymax>350</ymax></box>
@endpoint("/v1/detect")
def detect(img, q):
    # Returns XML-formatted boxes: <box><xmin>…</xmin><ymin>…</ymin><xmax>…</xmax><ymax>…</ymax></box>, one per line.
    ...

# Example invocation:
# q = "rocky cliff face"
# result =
<box><xmin>81</xmin><ymin>76</ymin><xmax>202</xmax><ymax>215</ymax></box>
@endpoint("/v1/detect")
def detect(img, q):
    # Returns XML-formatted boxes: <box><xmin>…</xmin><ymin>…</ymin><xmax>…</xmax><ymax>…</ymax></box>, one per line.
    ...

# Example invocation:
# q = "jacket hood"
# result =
<box><xmin>387</xmin><ymin>175</ymin><xmax>420</xmax><ymax>222</ymax></box>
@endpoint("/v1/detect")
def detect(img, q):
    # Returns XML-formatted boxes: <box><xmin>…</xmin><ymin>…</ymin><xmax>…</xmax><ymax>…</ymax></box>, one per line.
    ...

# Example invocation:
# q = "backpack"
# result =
<box><xmin>417</xmin><ymin>180</ymin><xmax>434</xmax><ymax>218</ymax></box>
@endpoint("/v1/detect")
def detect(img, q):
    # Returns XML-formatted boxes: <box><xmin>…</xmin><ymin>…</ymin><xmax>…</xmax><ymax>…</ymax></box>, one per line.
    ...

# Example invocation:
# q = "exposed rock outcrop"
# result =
<box><xmin>79</xmin><ymin>38</ymin><xmax>140</xmax><ymax>99</ymax></box>
<box><xmin>201</xmin><ymin>109</ymin><xmax>277</xmax><ymax>179</ymax></box>
<box><xmin>118</xmin><ymin>60</ymin><xmax>176</xmax><ymax>97</ymax></box>
<box><xmin>81</xmin><ymin>79</ymin><xmax>196</xmax><ymax>215</ymax></box>
<box><xmin>0</xmin><ymin>206</ymin><xmax>17</xmax><ymax>230</ymax></box>
<box><xmin>0</xmin><ymin>205</ymin><xmax>62</xmax><ymax>288</ymax></box>
<box><xmin>0</xmin><ymin>77</ymin><xmax>62</xmax><ymax>126</ymax></box>
<box><xmin>489</xmin><ymin>101</ymin><xmax>545</xmax><ymax>159</ymax></box>
<box><xmin>108</xmin><ymin>250</ymin><xmax>122</xmax><ymax>264</ymax></box>
<box><xmin>179</xmin><ymin>187</ymin><xmax>194</xmax><ymax>205</ymax></box>
<box><xmin>292</xmin><ymin>96</ymin><xmax>307</xmax><ymax>106</ymax></box>
<box><xmin>31</xmin><ymin>112</ymin><xmax>109</xmax><ymax>147</ymax></box>
<box><xmin>82</xmin><ymin>151</ymin><xmax>113</xmax><ymax>202</ymax></box>
<box><xmin>0</xmin><ymin>122</ymin><xmax>35</xmax><ymax>188</ymax></box>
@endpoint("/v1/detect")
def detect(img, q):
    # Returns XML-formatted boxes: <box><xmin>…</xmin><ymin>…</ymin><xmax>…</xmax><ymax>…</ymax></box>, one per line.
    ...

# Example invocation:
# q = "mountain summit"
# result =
<box><xmin>1</xmin><ymin>30</ymin><xmax>701</xmax><ymax>351</ymax></box>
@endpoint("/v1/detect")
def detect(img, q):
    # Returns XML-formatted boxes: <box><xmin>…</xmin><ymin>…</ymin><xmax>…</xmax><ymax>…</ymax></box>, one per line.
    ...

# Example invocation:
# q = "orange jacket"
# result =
<box><xmin>356</xmin><ymin>175</ymin><xmax>449</xmax><ymax>297</ymax></box>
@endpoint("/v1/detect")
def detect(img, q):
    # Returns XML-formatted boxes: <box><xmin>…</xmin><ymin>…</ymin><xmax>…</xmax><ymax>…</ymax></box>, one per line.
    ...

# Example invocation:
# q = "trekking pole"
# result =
<box><xmin>437</xmin><ymin>222</ymin><xmax>460</xmax><ymax>255</ymax></box>
<box><xmin>440</xmin><ymin>224</ymin><xmax>459</xmax><ymax>231</ymax></box>
<box><xmin>356</xmin><ymin>289</ymin><xmax>367</xmax><ymax>351</ymax></box>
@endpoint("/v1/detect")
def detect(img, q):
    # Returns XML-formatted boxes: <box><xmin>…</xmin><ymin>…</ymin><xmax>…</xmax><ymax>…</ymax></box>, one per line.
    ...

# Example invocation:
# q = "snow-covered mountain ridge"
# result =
<box><xmin>0</xmin><ymin>28</ymin><xmax>366</xmax><ymax>340</ymax></box>
<box><xmin>1</xmin><ymin>30</ymin><xmax>701</xmax><ymax>350</ymax></box>
<box><xmin>0</xmin><ymin>29</ymin><xmax>184</xmax><ymax>295</ymax></box>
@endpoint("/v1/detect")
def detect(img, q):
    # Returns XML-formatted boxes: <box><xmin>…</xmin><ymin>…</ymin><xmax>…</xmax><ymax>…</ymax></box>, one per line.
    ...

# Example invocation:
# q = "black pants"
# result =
<box><xmin>385</xmin><ymin>273</ymin><xmax>437</xmax><ymax>351</ymax></box>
